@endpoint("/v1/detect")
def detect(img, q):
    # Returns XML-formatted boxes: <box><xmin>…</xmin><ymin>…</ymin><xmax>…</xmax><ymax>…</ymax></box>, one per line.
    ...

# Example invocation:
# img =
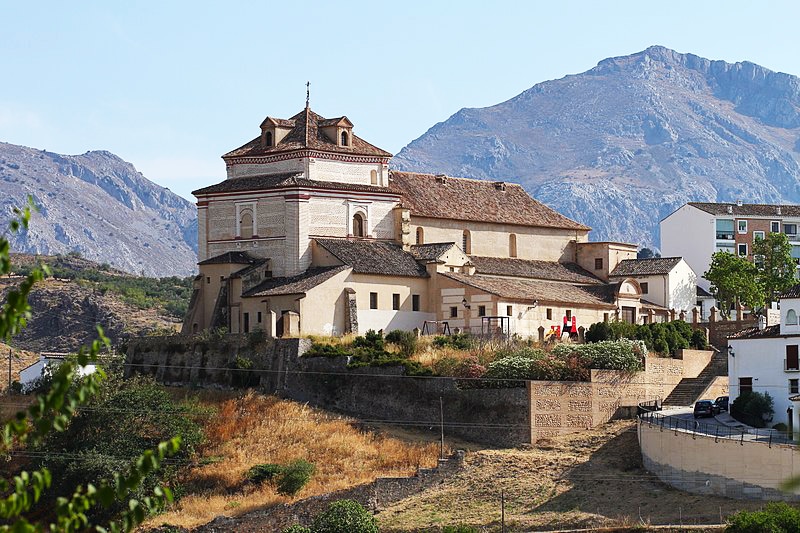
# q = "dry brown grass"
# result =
<box><xmin>151</xmin><ymin>391</ymin><xmax>441</xmax><ymax>529</ymax></box>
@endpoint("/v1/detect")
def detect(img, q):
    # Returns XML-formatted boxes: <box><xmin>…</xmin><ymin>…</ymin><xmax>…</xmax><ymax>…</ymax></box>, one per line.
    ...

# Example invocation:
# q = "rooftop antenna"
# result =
<box><xmin>306</xmin><ymin>81</ymin><xmax>310</xmax><ymax>109</ymax></box>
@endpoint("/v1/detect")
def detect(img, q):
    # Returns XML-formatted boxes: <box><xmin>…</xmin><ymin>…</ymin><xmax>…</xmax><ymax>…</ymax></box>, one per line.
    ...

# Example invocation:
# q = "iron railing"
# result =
<box><xmin>639</xmin><ymin>410</ymin><xmax>795</xmax><ymax>447</ymax></box>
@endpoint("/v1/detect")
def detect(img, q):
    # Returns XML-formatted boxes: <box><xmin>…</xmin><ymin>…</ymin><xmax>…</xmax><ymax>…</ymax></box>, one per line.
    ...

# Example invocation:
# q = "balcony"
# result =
<box><xmin>716</xmin><ymin>231</ymin><xmax>734</xmax><ymax>240</ymax></box>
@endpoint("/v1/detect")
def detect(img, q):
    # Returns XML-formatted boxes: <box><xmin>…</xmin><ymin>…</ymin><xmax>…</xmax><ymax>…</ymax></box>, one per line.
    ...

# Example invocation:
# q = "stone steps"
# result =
<box><xmin>663</xmin><ymin>351</ymin><xmax>728</xmax><ymax>407</ymax></box>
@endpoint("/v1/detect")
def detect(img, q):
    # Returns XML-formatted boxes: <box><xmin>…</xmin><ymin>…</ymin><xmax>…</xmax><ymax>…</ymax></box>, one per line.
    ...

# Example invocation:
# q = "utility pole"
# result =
<box><xmin>439</xmin><ymin>396</ymin><xmax>444</xmax><ymax>460</ymax></box>
<box><xmin>7</xmin><ymin>348</ymin><xmax>11</xmax><ymax>392</ymax></box>
<box><xmin>501</xmin><ymin>489</ymin><xmax>506</xmax><ymax>533</ymax></box>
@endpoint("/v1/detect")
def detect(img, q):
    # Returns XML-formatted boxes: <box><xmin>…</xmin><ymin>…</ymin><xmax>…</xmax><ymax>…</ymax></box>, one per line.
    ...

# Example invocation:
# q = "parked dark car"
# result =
<box><xmin>714</xmin><ymin>396</ymin><xmax>729</xmax><ymax>412</ymax></box>
<box><xmin>694</xmin><ymin>400</ymin><xmax>715</xmax><ymax>418</ymax></box>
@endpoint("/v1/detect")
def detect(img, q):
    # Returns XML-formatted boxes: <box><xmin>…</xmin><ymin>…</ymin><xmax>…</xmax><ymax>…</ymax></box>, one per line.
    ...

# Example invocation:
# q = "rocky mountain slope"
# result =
<box><xmin>392</xmin><ymin>45</ymin><xmax>800</xmax><ymax>249</ymax></box>
<box><xmin>0</xmin><ymin>143</ymin><xmax>197</xmax><ymax>276</ymax></box>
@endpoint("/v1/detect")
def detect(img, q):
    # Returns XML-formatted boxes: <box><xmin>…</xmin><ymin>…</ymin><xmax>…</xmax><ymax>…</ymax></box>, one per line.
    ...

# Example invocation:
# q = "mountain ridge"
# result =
<box><xmin>0</xmin><ymin>142</ymin><xmax>198</xmax><ymax>276</ymax></box>
<box><xmin>392</xmin><ymin>45</ymin><xmax>800</xmax><ymax>249</ymax></box>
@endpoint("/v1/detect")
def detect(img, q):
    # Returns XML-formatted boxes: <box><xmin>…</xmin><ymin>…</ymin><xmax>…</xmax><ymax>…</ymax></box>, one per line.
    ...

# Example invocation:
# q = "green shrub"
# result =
<box><xmin>552</xmin><ymin>339</ymin><xmax>646</xmax><ymax>372</ymax></box>
<box><xmin>731</xmin><ymin>391</ymin><xmax>774</xmax><ymax>428</ymax></box>
<box><xmin>277</xmin><ymin>459</ymin><xmax>315</xmax><ymax>496</ymax></box>
<box><xmin>305</xmin><ymin>343</ymin><xmax>350</xmax><ymax>358</ymax></box>
<box><xmin>432</xmin><ymin>333</ymin><xmax>474</xmax><ymax>350</ymax></box>
<box><xmin>773</xmin><ymin>422</ymin><xmax>789</xmax><ymax>432</ymax></box>
<box><xmin>690</xmin><ymin>329</ymin><xmax>708</xmax><ymax>349</ymax></box>
<box><xmin>311</xmin><ymin>499</ymin><xmax>378</xmax><ymax>533</ymax></box>
<box><xmin>352</xmin><ymin>330</ymin><xmax>384</xmax><ymax>351</ymax></box>
<box><xmin>727</xmin><ymin>502</ymin><xmax>800</xmax><ymax>532</ymax></box>
<box><xmin>247</xmin><ymin>463</ymin><xmax>282</xmax><ymax>484</ymax></box>
<box><xmin>385</xmin><ymin>329</ymin><xmax>418</xmax><ymax>357</ymax></box>
<box><xmin>585</xmin><ymin>321</ymin><xmax>613</xmax><ymax>343</ymax></box>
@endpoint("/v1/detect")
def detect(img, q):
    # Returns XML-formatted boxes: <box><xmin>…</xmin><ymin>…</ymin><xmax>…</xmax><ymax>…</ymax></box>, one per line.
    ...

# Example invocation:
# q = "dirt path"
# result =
<box><xmin>376</xmin><ymin>421</ymin><xmax>763</xmax><ymax>531</ymax></box>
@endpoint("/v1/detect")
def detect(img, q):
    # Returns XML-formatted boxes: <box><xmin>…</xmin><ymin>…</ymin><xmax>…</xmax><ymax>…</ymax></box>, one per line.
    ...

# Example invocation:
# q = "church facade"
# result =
<box><xmin>183</xmin><ymin>105</ymin><xmax>676</xmax><ymax>338</ymax></box>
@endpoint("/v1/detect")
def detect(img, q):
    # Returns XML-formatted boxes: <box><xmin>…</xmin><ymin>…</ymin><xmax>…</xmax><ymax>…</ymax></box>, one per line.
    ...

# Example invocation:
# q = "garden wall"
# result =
<box><xmin>529</xmin><ymin>350</ymin><xmax>713</xmax><ymax>441</ymax></box>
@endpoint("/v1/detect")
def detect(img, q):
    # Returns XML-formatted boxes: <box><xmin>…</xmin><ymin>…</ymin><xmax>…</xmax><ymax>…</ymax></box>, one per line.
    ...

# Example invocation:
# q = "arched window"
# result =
<box><xmin>416</xmin><ymin>227</ymin><xmax>424</xmax><ymax>245</ymax></box>
<box><xmin>341</xmin><ymin>131</ymin><xmax>349</xmax><ymax>146</ymax></box>
<box><xmin>462</xmin><ymin>230</ymin><xmax>471</xmax><ymax>254</ymax></box>
<box><xmin>370</xmin><ymin>170</ymin><xmax>378</xmax><ymax>185</ymax></box>
<box><xmin>352</xmin><ymin>213</ymin><xmax>365</xmax><ymax>237</ymax></box>
<box><xmin>509</xmin><ymin>233</ymin><xmax>517</xmax><ymax>258</ymax></box>
<box><xmin>239</xmin><ymin>209</ymin><xmax>254</xmax><ymax>239</ymax></box>
<box><xmin>788</xmin><ymin>309</ymin><xmax>798</xmax><ymax>326</ymax></box>
<box><xmin>265</xmin><ymin>131</ymin><xmax>273</xmax><ymax>147</ymax></box>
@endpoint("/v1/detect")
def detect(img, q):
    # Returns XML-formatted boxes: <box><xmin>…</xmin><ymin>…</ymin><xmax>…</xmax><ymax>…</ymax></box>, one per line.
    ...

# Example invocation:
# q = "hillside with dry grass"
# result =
<box><xmin>151</xmin><ymin>391</ymin><xmax>441</xmax><ymax>530</ymax></box>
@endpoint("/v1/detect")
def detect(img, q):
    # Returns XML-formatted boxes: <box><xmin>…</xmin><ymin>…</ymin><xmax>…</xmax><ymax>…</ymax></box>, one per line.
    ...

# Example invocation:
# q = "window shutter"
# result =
<box><xmin>788</xmin><ymin>345</ymin><xmax>799</xmax><ymax>370</ymax></box>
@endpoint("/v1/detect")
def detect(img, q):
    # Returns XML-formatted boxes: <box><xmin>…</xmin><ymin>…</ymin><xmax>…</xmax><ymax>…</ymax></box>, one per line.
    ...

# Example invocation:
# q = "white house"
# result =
<box><xmin>661</xmin><ymin>202</ymin><xmax>800</xmax><ymax>292</ymax></box>
<box><xmin>728</xmin><ymin>285</ymin><xmax>800</xmax><ymax>432</ymax></box>
<box><xmin>608</xmin><ymin>257</ymin><xmax>697</xmax><ymax>316</ymax></box>
<box><xmin>19</xmin><ymin>353</ymin><xmax>97</xmax><ymax>392</ymax></box>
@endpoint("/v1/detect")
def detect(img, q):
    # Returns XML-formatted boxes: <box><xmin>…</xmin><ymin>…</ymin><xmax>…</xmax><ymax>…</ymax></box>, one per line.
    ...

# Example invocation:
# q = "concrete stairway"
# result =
<box><xmin>663</xmin><ymin>351</ymin><xmax>728</xmax><ymax>407</ymax></box>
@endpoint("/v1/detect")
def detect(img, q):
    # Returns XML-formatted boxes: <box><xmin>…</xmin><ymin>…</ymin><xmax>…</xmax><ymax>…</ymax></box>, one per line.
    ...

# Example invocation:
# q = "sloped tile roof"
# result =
<box><xmin>389</xmin><ymin>171</ymin><xmax>589</xmax><ymax>231</ymax></box>
<box><xmin>697</xmin><ymin>285</ymin><xmax>713</xmax><ymax>298</ymax></box>
<box><xmin>728</xmin><ymin>324</ymin><xmax>782</xmax><ymax>339</ymax></box>
<box><xmin>198</xmin><ymin>251</ymin><xmax>259</xmax><ymax>266</ymax></box>
<box><xmin>223</xmin><ymin>108</ymin><xmax>392</xmax><ymax>159</ymax></box>
<box><xmin>410</xmin><ymin>242</ymin><xmax>457</xmax><ymax>262</ymax></box>
<box><xmin>315</xmin><ymin>239</ymin><xmax>429</xmax><ymax>278</ymax></box>
<box><xmin>243</xmin><ymin>266</ymin><xmax>348</xmax><ymax>297</ymax></box>
<box><xmin>469</xmin><ymin>256</ymin><xmax>603</xmax><ymax>284</ymax></box>
<box><xmin>192</xmin><ymin>172</ymin><xmax>395</xmax><ymax>196</ymax></box>
<box><xmin>610</xmin><ymin>257</ymin><xmax>682</xmax><ymax>277</ymax></box>
<box><xmin>230</xmin><ymin>258</ymin><xmax>270</xmax><ymax>279</ymax></box>
<box><xmin>688</xmin><ymin>202</ymin><xmax>800</xmax><ymax>217</ymax></box>
<box><xmin>782</xmin><ymin>284</ymin><xmax>800</xmax><ymax>299</ymax></box>
<box><xmin>441</xmin><ymin>273</ymin><xmax>616</xmax><ymax>308</ymax></box>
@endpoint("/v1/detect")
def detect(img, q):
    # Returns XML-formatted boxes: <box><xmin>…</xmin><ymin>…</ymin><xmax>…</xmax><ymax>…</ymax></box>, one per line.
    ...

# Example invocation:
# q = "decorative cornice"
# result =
<box><xmin>225</xmin><ymin>149</ymin><xmax>390</xmax><ymax>166</ymax></box>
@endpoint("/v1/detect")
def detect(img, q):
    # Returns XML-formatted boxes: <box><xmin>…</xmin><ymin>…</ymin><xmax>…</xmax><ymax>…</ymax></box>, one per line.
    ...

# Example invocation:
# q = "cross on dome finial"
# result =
<box><xmin>306</xmin><ymin>81</ymin><xmax>310</xmax><ymax>109</ymax></box>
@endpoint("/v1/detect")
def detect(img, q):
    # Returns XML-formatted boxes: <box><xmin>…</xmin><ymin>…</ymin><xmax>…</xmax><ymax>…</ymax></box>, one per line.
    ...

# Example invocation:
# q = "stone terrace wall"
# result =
<box><xmin>529</xmin><ymin>350</ymin><xmax>714</xmax><ymax>441</ymax></box>
<box><xmin>126</xmin><ymin>336</ymin><xmax>529</xmax><ymax>447</ymax></box>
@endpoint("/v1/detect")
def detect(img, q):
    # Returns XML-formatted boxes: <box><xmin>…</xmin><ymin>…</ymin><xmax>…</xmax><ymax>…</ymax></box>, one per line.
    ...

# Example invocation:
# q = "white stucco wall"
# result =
<box><xmin>661</xmin><ymin>205</ymin><xmax>715</xmax><ymax>290</ymax></box>
<box><xmin>728</xmin><ymin>335</ymin><xmax>800</xmax><ymax>428</ymax></box>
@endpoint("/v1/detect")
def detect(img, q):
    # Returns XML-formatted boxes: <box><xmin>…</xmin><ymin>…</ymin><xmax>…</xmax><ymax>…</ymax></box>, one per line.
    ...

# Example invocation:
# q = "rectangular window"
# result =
<box><xmin>392</xmin><ymin>293</ymin><xmax>400</xmax><ymax>311</ymax></box>
<box><xmin>478</xmin><ymin>305</ymin><xmax>486</xmax><ymax>317</ymax></box>
<box><xmin>546</xmin><ymin>308</ymin><xmax>553</xmax><ymax>320</ymax></box>
<box><xmin>790</xmin><ymin>379</ymin><xmax>799</xmax><ymax>394</ymax></box>
<box><xmin>716</xmin><ymin>242</ymin><xmax>735</xmax><ymax>254</ymax></box>
<box><xmin>737</xmin><ymin>243</ymin><xmax>747</xmax><ymax>257</ymax></box>
<box><xmin>785</xmin><ymin>223</ymin><xmax>798</xmax><ymax>237</ymax></box>
<box><xmin>257</xmin><ymin>311</ymin><xmax>262</xmax><ymax>323</ymax></box>
<box><xmin>739</xmin><ymin>377</ymin><xmax>753</xmax><ymax>393</ymax></box>
<box><xmin>753</xmin><ymin>231</ymin><xmax>765</xmax><ymax>241</ymax></box>
<box><xmin>640</xmin><ymin>282</ymin><xmax>649</xmax><ymax>294</ymax></box>
<box><xmin>737</xmin><ymin>219</ymin><xmax>747</xmax><ymax>234</ymax></box>
<box><xmin>449</xmin><ymin>306</ymin><xmax>458</xmax><ymax>318</ymax></box>
<box><xmin>412</xmin><ymin>294</ymin><xmax>420</xmax><ymax>312</ymax></box>
<box><xmin>206</xmin><ymin>277</ymin><xmax>211</xmax><ymax>284</ymax></box>
<box><xmin>771</xmin><ymin>221</ymin><xmax>781</xmax><ymax>233</ymax></box>
<box><xmin>243</xmin><ymin>312</ymin><xmax>250</xmax><ymax>333</ymax></box>
<box><xmin>369</xmin><ymin>292</ymin><xmax>378</xmax><ymax>310</ymax></box>
<box><xmin>566</xmin><ymin>310</ymin><xmax>572</xmax><ymax>320</ymax></box>
<box><xmin>506</xmin><ymin>305</ymin><xmax>513</xmax><ymax>317</ymax></box>
<box><xmin>716</xmin><ymin>219</ymin><xmax>735</xmax><ymax>240</ymax></box>
<box><xmin>787</xmin><ymin>345</ymin><xmax>799</xmax><ymax>370</ymax></box>
<box><xmin>594</xmin><ymin>258</ymin><xmax>603</xmax><ymax>270</ymax></box>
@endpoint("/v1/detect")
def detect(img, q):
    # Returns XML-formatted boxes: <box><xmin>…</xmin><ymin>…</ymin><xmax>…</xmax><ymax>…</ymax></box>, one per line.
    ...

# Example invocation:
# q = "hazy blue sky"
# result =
<box><xmin>2</xmin><ymin>1</ymin><xmax>799</xmax><ymax>200</ymax></box>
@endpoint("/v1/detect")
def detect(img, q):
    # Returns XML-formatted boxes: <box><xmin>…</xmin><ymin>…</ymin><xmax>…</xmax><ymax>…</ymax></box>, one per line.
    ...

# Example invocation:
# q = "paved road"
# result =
<box><xmin>648</xmin><ymin>407</ymin><xmax>792</xmax><ymax>445</ymax></box>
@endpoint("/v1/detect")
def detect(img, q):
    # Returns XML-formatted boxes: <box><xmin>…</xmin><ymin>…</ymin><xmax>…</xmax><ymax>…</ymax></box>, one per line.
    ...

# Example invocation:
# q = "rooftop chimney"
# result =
<box><xmin>758</xmin><ymin>315</ymin><xmax>767</xmax><ymax>331</ymax></box>
<box><xmin>726</xmin><ymin>205</ymin><xmax>733</xmax><ymax>214</ymax></box>
<box><xmin>778</xmin><ymin>206</ymin><xmax>782</xmax><ymax>215</ymax></box>
<box><xmin>435</xmin><ymin>174</ymin><xmax>448</xmax><ymax>184</ymax></box>
<box><xmin>736</xmin><ymin>199</ymin><xmax>743</xmax><ymax>207</ymax></box>
<box><xmin>493</xmin><ymin>181</ymin><xmax>506</xmax><ymax>191</ymax></box>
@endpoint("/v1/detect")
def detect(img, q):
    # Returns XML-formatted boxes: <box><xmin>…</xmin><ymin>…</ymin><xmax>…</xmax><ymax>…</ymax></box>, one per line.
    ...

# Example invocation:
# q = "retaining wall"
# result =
<box><xmin>639</xmin><ymin>419</ymin><xmax>800</xmax><ymax>501</ymax></box>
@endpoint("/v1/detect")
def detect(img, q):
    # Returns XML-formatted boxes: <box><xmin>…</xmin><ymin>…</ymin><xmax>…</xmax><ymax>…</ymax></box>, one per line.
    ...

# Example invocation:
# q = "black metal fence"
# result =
<box><xmin>639</xmin><ymin>410</ymin><xmax>795</xmax><ymax>447</ymax></box>
<box><xmin>637</xmin><ymin>398</ymin><xmax>662</xmax><ymax>416</ymax></box>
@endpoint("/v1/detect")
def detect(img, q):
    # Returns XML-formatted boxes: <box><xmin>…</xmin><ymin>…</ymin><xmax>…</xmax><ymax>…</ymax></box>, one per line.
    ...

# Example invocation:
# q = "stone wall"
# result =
<box><xmin>196</xmin><ymin>451</ymin><xmax>465</xmax><ymax>532</ymax></box>
<box><xmin>529</xmin><ymin>351</ymin><xmax>713</xmax><ymax>441</ymax></box>
<box><xmin>639</xmin><ymin>419</ymin><xmax>800</xmax><ymax>501</ymax></box>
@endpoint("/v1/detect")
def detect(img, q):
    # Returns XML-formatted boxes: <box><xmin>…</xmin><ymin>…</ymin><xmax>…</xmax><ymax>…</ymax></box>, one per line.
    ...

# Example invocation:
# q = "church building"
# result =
<box><xmin>183</xmin><ymin>103</ymin><xmax>677</xmax><ymax>338</ymax></box>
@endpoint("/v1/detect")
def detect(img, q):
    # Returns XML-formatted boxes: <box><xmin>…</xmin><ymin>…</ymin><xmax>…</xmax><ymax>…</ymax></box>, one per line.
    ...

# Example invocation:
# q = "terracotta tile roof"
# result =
<box><xmin>688</xmin><ymin>202</ymin><xmax>800</xmax><ymax>217</ymax></box>
<box><xmin>782</xmin><ymin>284</ymin><xmax>800</xmax><ymax>299</ymax></box>
<box><xmin>192</xmin><ymin>173</ymin><xmax>396</xmax><ymax>196</ymax></box>
<box><xmin>441</xmin><ymin>273</ymin><xmax>616</xmax><ymax>308</ymax></box>
<box><xmin>640</xmin><ymin>299</ymin><xmax>669</xmax><ymax>311</ymax></box>
<box><xmin>410</xmin><ymin>242</ymin><xmax>457</xmax><ymax>262</ymax></box>
<box><xmin>469</xmin><ymin>256</ymin><xmax>602</xmax><ymax>284</ymax></box>
<box><xmin>389</xmin><ymin>171</ymin><xmax>589</xmax><ymax>231</ymax></box>
<box><xmin>315</xmin><ymin>239</ymin><xmax>429</xmax><ymax>278</ymax></box>
<box><xmin>230</xmin><ymin>259</ymin><xmax>270</xmax><ymax>279</ymax></box>
<box><xmin>728</xmin><ymin>324</ymin><xmax>783</xmax><ymax>339</ymax></box>
<box><xmin>610</xmin><ymin>257</ymin><xmax>682</xmax><ymax>277</ymax></box>
<box><xmin>198</xmin><ymin>251</ymin><xmax>258</xmax><ymax>266</ymax></box>
<box><xmin>243</xmin><ymin>266</ymin><xmax>348</xmax><ymax>297</ymax></box>
<box><xmin>223</xmin><ymin>108</ymin><xmax>392</xmax><ymax>160</ymax></box>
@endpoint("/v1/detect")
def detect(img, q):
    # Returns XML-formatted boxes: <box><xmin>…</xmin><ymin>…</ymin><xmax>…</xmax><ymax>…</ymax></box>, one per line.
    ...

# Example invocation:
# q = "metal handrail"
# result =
<box><xmin>639</xmin><ymin>410</ymin><xmax>795</xmax><ymax>447</ymax></box>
